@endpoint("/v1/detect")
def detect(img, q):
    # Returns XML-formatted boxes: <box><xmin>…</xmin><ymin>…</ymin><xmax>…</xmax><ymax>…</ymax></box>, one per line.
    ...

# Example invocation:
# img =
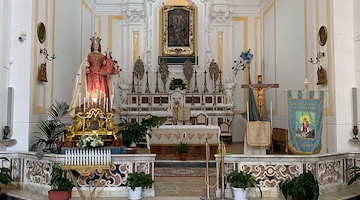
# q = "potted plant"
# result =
<box><xmin>119</xmin><ymin>116</ymin><xmax>162</xmax><ymax>148</ymax></box>
<box><xmin>226</xmin><ymin>170</ymin><xmax>262</xmax><ymax>200</ymax></box>
<box><xmin>126</xmin><ymin>171</ymin><xmax>154</xmax><ymax>200</ymax></box>
<box><xmin>348</xmin><ymin>166</ymin><xmax>360</xmax><ymax>185</ymax></box>
<box><xmin>30</xmin><ymin>101</ymin><xmax>70</xmax><ymax>153</ymax></box>
<box><xmin>177</xmin><ymin>142</ymin><xmax>188</xmax><ymax>161</ymax></box>
<box><xmin>49</xmin><ymin>164</ymin><xmax>74</xmax><ymax>200</ymax></box>
<box><xmin>0</xmin><ymin>157</ymin><xmax>12</xmax><ymax>192</ymax></box>
<box><xmin>169</xmin><ymin>78</ymin><xmax>186</xmax><ymax>90</ymax></box>
<box><xmin>279</xmin><ymin>171</ymin><xmax>319</xmax><ymax>200</ymax></box>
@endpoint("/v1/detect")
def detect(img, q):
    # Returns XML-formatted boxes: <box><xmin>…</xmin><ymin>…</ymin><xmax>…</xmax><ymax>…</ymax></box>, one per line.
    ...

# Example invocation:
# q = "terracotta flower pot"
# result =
<box><xmin>179</xmin><ymin>153</ymin><xmax>187</xmax><ymax>161</ymax></box>
<box><xmin>48</xmin><ymin>190</ymin><xmax>72</xmax><ymax>200</ymax></box>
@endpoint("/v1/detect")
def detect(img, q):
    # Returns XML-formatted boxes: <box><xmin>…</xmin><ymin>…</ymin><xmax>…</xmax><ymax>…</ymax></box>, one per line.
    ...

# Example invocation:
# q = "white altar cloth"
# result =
<box><xmin>149</xmin><ymin>125</ymin><xmax>220</xmax><ymax>145</ymax></box>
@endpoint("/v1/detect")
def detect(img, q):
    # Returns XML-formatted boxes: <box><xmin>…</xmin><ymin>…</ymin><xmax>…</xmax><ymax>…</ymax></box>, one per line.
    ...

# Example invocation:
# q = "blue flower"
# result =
<box><xmin>240</xmin><ymin>49</ymin><xmax>253</xmax><ymax>64</ymax></box>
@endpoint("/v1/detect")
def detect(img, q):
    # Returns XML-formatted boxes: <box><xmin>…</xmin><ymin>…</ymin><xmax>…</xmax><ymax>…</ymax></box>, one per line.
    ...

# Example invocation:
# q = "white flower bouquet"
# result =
<box><xmin>77</xmin><ymin>134</ymin><xmax>104</xmax><ymax>148</ymax></box>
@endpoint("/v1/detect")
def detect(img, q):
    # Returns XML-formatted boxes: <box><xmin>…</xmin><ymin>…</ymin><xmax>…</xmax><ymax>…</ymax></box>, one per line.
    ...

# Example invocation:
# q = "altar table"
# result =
<box><xmin>149</xmin><ymin>125</ymin><xmax>220</xmax><ymax>160</ymax></box>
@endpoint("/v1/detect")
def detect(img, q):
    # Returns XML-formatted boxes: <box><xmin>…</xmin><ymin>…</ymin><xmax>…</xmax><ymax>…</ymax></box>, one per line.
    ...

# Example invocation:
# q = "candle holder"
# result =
<box><xmin>353</xmin><ymin>126</ymin><xmax>358</xmax><ymax>140</ymax></box>
<box><xmin>3</xmin><ymin>126</ymin><xmax>10</xmax><ymax>139</ymax></box>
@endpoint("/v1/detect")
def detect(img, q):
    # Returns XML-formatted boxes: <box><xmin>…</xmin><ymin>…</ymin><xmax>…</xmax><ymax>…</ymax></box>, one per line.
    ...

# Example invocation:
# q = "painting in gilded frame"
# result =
<box><xmin>162</xmin><ymin>6</ymin><xmax>195</xmax><ymax>56</ymax></box>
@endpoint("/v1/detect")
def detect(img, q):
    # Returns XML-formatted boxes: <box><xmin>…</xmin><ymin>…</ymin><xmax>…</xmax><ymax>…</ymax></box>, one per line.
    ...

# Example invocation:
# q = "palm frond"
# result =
<box><xmin>48</xmin><ymin>100</ymin><xmax>69</xmax><ymax>121</ymax></box>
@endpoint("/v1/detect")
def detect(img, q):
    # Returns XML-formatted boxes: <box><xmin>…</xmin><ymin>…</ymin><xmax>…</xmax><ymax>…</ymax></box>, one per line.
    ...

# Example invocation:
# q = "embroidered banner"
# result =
<box><xmin>287</xmin><ymin>90</ymin><xmax>324</xmax><ymax>154</ymax></box>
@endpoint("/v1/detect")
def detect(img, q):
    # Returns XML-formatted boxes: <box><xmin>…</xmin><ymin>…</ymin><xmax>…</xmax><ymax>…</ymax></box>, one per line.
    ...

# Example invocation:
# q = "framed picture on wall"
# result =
<box><xmin>162</xmin><ymin>6</ymin><xmax>195</xmax><ymax>56</ymax></box>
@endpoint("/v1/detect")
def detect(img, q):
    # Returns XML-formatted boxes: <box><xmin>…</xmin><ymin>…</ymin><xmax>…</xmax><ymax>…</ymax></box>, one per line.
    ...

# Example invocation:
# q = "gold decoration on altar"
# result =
<box><xmin>65</xmin><ymin>108</ymin><xmax>120</xmax><ymax>147</ymax></box>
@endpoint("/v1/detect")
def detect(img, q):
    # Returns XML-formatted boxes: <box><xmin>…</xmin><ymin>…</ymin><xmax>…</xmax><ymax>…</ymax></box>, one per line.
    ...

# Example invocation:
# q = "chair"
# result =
<box><xmin>219</xmin><ymin>122</ymin><xmax>232</xmax><ymax>144</ymax></box>
<box><xmin>196</xmin><ymin>113</ymin><xmax>207</xmax><ymax>125</ymax></box>
<box><xmin>272</xmin><ymin>128</ymin><xmax>289</xmax><ymax>154</ymax></box>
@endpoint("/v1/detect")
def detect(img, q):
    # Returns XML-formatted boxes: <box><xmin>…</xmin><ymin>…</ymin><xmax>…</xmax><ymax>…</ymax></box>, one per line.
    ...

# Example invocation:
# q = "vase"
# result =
<box><xmin>232</xmin><ymin>187</ymin><xmax>247</xmax><ymax>200</ymax></box>
<box><xmin>127</xmin><ymin>186</ymin><xmax>142</xmax><ymax>200</ymax></box>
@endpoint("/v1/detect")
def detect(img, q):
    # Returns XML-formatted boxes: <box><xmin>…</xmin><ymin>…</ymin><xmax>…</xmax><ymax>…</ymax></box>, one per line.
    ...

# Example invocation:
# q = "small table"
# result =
<box><xmin>61</xmin><ymin>165</ymin><xmax>110</xmax><ymax>200</ymax></box>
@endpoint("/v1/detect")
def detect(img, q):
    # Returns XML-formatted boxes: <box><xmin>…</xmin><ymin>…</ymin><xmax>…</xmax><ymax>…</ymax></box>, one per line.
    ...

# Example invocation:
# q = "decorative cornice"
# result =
<box><xmin>126</xmin><ymin>9</ymin><xmax>145</xmax><ymax>23</ymax></box>
<box><xmin>211</xmin><ymin>10</ymin><xmax>230</xmax><ymax>24</ymax></box>
<box><xmin>259</xmin><ymin>0</ymin><xmax>273</xmax><ymax>13</ymax></box>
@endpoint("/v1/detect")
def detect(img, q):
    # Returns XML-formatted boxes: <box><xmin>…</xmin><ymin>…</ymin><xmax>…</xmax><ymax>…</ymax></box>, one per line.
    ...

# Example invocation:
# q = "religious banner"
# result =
<box><xmin>287</xmin><ymin>90</ymin><xmax>324</xmax><ymax>154</ymax></box>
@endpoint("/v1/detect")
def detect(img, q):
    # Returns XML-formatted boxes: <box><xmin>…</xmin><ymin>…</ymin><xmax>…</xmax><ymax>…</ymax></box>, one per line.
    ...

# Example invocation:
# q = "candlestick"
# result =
<box><xmin>247</xmin><ymin>101</ymin><xmax>249</xmax><ymax>121</ymax></box>
<box><xmin>270</xmin><ymin>101</ymin><xmax>273</xmax><ymax>127</ymax></box>
<box><xmin>103</xmin><ymin>94</ymin><xmax>106</xmax><ymax>110</ymax></box>
<box><xmin>106</xmin><ymin>98</ymin><xmax>109</xmax><ymax>112</ymax></box>
<box><xmin>83</xmin><ymin>97</ymin><xmax>86</xmax><ymax>112</ymax></box>
<box><xmin>353</xmin><ymin>87</ymin><xmax>358</xmax><ymax>126</ymax></box>
<box><xmin>79</xmin><ymin>93</ymin><xmax>81</xmax><ymax>108</ymax></box>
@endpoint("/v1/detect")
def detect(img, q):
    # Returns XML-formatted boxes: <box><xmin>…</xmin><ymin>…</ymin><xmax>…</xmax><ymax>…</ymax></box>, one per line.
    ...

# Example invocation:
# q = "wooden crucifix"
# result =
<box><xmin>242</xmin><ymin>75</ymin><xmax>279</xmax><ymax>120</ymax></box>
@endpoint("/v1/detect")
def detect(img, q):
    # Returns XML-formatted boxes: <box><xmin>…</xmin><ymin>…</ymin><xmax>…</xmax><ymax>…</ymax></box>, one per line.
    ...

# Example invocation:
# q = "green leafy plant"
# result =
<box><xmin>279</xmin><ymin>171</ymin><xmax>319</xmax><ymax>200</ymax></box>
<box><xmin>169</xmin><ymin>78</ymin><xmax>186</xmax><ymax>90</ymax></box>
<box><xmin>127</xmin><ymin>171</ymin><xmax>154</xmax><ymax>190</ymax></box>
<box><xmin>119</xmin><ymin>116</ymin><xmax>162</xmax><ymax>147</ymax></box>
<box><xmin>50</xmin><ymin>164</ymin><xmax>74</xmax><ymax>191</ymax></box>
<box><xmin>226</xmin><ymin>170</ymin><xmax>262</xmax><ymax>196</ymax></box>
<box><xmin>0</xmin><ymin>157</ymin><xmax>12</xmax><ymax>185</ymax></box>
<box><xmin>348</xmin><ymin>166</ymin><xmax>360</xmax><ymax>185</ymax></box>
<box><xmin>30</xmin><ymin>101</ymin><xmax>70</xmax><ymax>153</ymax></box>
<box><xmin>177</xmin><ymin>142</ymin><xmax>188</xmax><ymax>153</ymax></box>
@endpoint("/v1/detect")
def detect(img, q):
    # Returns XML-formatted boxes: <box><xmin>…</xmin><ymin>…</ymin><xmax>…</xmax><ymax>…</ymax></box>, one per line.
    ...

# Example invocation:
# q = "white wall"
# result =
<box><xmin>7</xmin><ymin>0</ymin><xmax>33</xmax><ymax>151</ymax></box>
<box><xmin>0</xmin><ymin>1</ymin><xmax>12</xmax><ymax>150</ymax></box>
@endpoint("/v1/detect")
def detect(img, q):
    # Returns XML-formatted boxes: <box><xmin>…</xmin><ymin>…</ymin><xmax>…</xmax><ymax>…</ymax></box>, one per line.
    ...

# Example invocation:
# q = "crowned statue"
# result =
<box><xmin>68</xmin><ymin>33</ymin><xmax>118</xmax><ymax>116</ymax></box>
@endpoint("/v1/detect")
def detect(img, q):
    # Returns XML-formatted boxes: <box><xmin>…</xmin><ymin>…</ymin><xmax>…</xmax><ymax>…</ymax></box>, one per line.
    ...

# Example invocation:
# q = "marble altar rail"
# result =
<box><xmin>215</xmin><ymin>152</ymin><xmax>360</xmax><ymax>198</ymax></box>
<box><xmin>0</xmin><ymin>151</ymin><xmax>155</xmax><ymax>198</ymax></box>
<box><xmin>0</xmin><ymin>151</ymin><xmax>359</xmax><ymax>198</ymax></box>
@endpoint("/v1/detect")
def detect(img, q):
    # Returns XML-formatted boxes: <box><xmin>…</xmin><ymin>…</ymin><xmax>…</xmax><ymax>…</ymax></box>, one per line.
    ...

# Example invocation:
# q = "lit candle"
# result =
<box><xmin>353</xmin><ymin>87</ymin><xmax>358</xmax><ymax>126</ymax></box>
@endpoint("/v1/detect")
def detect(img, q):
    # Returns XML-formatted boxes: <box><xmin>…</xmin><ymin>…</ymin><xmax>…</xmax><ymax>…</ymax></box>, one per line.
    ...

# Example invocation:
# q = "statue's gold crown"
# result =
<box><xmin>90</xmin><ymin>32</ymin><xmax>101</xmax><ymax>43</ymax></box>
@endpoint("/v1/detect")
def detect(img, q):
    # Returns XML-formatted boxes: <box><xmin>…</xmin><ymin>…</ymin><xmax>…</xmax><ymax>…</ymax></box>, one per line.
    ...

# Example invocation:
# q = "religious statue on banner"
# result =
<box><xmin>68</xmin><ymin>33</ymin><xmax>118</xmax><ymax>116</ymax></box>
<box><xmin>38</xmin><ymin>62</ymin><xmax>48</xmax><ymax>82</ymax></box>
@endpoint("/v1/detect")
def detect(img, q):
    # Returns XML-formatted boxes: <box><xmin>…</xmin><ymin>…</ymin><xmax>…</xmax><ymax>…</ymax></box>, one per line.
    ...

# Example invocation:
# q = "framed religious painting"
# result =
<box><xmin>162</xmin><ymin>6</ymin><xmax>195</xmax><ymax>56</ymax></box>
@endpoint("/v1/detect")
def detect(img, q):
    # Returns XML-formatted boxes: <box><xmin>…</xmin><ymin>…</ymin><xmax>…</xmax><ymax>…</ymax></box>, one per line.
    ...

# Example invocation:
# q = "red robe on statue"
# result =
<box><xmin>86</xmin><ymin>52</ymin><xmax>109</xmax><ymax>98</ymax></box>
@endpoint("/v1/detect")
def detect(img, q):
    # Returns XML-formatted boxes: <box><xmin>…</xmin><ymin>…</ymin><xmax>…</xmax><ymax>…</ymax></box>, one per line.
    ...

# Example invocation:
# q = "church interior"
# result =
<box><xmin>0</xmin><ymin>0</ymin><xmax>360</xmax><ymax>199</ymax></box>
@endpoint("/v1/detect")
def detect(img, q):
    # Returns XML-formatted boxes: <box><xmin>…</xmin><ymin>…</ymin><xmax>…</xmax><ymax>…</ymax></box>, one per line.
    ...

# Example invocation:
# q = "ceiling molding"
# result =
<box><xmin>259</xmin><ymin>0</ymin><xmax>273</xmax><ymax>13</ymax></box>
<box><xmin>87</xmin><ymin>0</ymin><xmax>270</xmax><ymax>15</ymax></box>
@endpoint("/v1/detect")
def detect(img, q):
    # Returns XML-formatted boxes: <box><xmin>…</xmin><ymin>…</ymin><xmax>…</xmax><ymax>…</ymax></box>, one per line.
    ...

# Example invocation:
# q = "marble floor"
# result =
<box><xmin>2</xmin><ymin>142</ymin><xmax>360</xmax><ymax>200</ymax></box>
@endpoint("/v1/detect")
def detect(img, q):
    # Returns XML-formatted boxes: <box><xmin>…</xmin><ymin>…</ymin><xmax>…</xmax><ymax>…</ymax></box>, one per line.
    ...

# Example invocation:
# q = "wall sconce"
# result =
<box><xmin>40</xmin><ymin>48</ymin><xmax>56</xmax><ymax>61</ymax></box>
<box><xmin>309</xmin><ymin>52</ymin><xmax>325</xmax><ymax>64</ymax></box>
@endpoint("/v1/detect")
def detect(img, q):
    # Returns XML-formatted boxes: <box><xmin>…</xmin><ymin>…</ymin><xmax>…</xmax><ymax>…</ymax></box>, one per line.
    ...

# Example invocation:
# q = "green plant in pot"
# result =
<box><xmin>177</xmin><ymin>142</ymin><xmax>188</xmax><ymax>161</ymax></box>
<box><xmin>0</xmin><ymin>157</ymin><xmax>12</xmax><ymax>192</ymax></box>
<box><xmin>119</xmin><ymin>116</ymin><xmax>162</xmax><ymax>148</ymax></box>
<box><xmin>127</xmin><ymin>171</ymin><xmax>154</xmax><ymax>200</ymax></box>
<box><xmin>279</xmin><ymin>171</ymin><xmax>319</xmax><ymax>200</ymax></box>
<box><xmin>48</xmin><ymin>164</ymin><xmax>74</xmax><ymax>200</ymax></box>
<box><xmin>226</xmin><ymin>170</ymin><xmax>262</xmax><ymax>200</ymax></box>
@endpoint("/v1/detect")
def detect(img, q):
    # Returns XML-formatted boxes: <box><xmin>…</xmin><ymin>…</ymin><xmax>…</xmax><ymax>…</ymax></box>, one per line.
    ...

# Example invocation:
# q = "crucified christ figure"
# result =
<box><xmin>241</xmin><ymin>75</ymin><xmax>279</xmax><ymax>120</ymax></box>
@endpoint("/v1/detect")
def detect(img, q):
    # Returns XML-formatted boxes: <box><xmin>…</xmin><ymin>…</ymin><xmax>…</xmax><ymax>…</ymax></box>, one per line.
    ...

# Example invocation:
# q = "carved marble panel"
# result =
<box><xmin>239</xmin><ymin>164</ymin><xmax>299</xmax><ymax>188</ymax></box>
<box><xmin>318</xmin><ymin>160</ymin><xmax>342</xmax><ymax>185</ymax></box>
<box><xmin>25</xmin><ymin>160</ymin><xmax>51</xmax><ymax>185</ymax></box>
<box><xmin>77</xmin><ymin>163</ymin><xmax>129</xmax><ymax>187</ymax></box>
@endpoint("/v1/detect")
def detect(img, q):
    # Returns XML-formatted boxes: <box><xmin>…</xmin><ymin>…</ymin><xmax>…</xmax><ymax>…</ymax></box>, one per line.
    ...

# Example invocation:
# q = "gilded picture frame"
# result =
<box><xmin>162</xmin><ymin>6</ymin><xmax>195</xmax><ymax>56</ymax></box>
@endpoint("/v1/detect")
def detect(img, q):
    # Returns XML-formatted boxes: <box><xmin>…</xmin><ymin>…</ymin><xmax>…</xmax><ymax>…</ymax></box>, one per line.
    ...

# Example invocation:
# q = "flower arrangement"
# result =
<box><xmin>169</xmin><ymin>78</ymin><xmax>186</xmax><ymax>90</ymax></box>
<box><xmin>76</xmin><ymin>134</ymin><xmax>104</xmax><ymax>148</ymax></box>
